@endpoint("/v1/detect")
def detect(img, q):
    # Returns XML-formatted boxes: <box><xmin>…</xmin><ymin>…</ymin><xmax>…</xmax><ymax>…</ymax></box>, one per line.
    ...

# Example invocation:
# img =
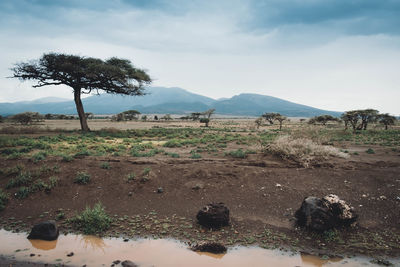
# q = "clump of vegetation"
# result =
<box><xmin>190</xmin><ymin>152</ymin><xmax>202</xmax><ymax>159</ymax></box>
<box><xmin>74</xmin><ymin>171</ymin><xmax>91</xmax><ymax>185</ymax></box>
<box><xmin>126</xmin><ymin>172</ymin><xmax>136</xmax><ymax>182</ymax></box>
<box><xmin>264</xmin><ymin>135</ymin><xmax>348</xmax><ymax>167</ymax></box>
<box><xmin>366</xmin><ymin>148</ymin><xmax>375</xmax><ymax>154</ymax></box>
<box><xmin>0</xmin><ymin>189</ymin><xmax>9</xmax><ymax>211</ymax></box>
<box><xmin>68</xmin><ymin>203</ymin><xmax>112</xmax><ymax>235</ymax></box>
<box><xmin>6</xmin><ymin>172</ymin><xmax>32</xmax><ymax>189</ymax></box>
<box><xmin>100</xmin><ymin>162</ymin><xmax>111</xmax><ymax>169</ymax></box>
<box><xmin>15</xmin><ymin>186</ymin><xmax>30</xmax><ymax>199</ymax></box>
<box><xmin>225</xmin><ymin>148</ymin><xmax>247</xmax><ymax>158</ymax></box>
<box><xmin>32</xmin><ymin>151</ymin><xmax>47</xmax><ymax>163</ymax></box>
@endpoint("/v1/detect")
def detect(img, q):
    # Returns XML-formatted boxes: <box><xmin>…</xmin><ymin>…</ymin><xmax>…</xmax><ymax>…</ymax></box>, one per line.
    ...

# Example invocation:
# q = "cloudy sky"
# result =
<box><xmin>0</xmin><ymin>0</ymin><xmax>399</xmax><ymax>114</ymax></box>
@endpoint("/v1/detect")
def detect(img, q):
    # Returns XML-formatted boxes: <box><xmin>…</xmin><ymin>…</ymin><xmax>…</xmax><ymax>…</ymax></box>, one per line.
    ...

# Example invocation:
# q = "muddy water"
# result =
<box><xmin>0</xmin><ymin>229</ymin><xmax>390</xmax><ymax>266</ymax></box>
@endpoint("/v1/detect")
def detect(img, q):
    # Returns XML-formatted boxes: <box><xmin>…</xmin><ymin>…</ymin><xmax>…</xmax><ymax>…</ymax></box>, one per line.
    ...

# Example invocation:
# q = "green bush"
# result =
<box><xmin>68</xmin><ymin>203</ymin><xmax>112</xmax><ymax>235</ymax></box>
<box><xmin>15</xmin><ymin>187</ymin><xmax>30</xmax><ymax>199</ymax></box>
<box><xmin>0</xmin><ymin>189</ymin><xmax>9</xmax><ymax>211</ymax></box>
<box><xmin>100</xmin><ymin>162</ymin><xmax>111</xmax><ymax>169</ymax></box>
<box><xmin>6</xmin><ymin>172</ymin><xmax>32</xmax><ymax>189</ymax></box>
<box><xmin>74</xmin><ymin>172</ymin><xmax>91</xmax><ymax>185</ymax></box>
<box><xmin>225</xmin><ymin>148</ymin><xmax>247</xmax><ymax>158</ymax></box>
<box><xmin>32</xmin><ymin>151</ymin><xmax>47</xmax><ymax>163</ymax></box>
<box><xmin>366</xmin><ymin>148</ymin><xmax>375</xmax><ymax>154</ymax></box>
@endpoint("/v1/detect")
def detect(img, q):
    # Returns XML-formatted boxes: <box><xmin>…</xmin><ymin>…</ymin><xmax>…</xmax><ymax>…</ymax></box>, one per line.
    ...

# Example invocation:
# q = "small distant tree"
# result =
<box><xmin>11</xmin><ymin>53</ymin><xmax>151</xmax><ymax>131</ymax></box>
<box><xmin>161</xmin><ymin>114</ymin><xmax>172</xmax><ymax>121</ymax></box>
<box><xmin>154</xmin><ymin>115</ymin><xmax>158</xmax><ymax>121</ymax></box>
<box><xmin>179</xmin><ymin>116</ymin><xmax>191</xmax><ymax>121</ymax></box>
<box><xmin>190</xmin><ymin>112</ymin><xmax>201</xmax><ymax>121</ymax></box>
<box><xmin>200</xmin><ymin>118</ymin><xmax>210</xmax><ymax>127</ymax></box>
<box><xmin>275</xmin><ymin>115</ymin><xmax>287</xmax><ymax>130</ymax></box>
<box><xmin>141</xmin><ymin>115</ymin><xmax>148</xmax><ymax>121</ymax></box>
<box><xmin>255</xmin><ymin>117</ymin><xmax>263</xmax><ymax>129</ymax></box>
<box><xmin>378</xmin><ymin>113</ymin><xmax>396</xmax><ymax>130</ymax></box>
<box><xmin>262</xmin><ymin>112</ymin><xmax>279</xmax><ymax>124</ymax></box>
<box><xmin>11</xmin><ymin>112</ymin><xmax>44</xmax><ymax>125</ymax></box>
<box><xmin>122</xmin><ymin>110</ymin><xmax>140</xmax><ymax>120</ymax></box>
<box><xmin>358</xmin><ymin>109</ymin><xmax>378</xmax><ymax>130</ymax></box>
<box><xmin>308</xmin><ymin>115</ymin><xmax>339</xmax><ymax>126</ymax></box>
<box><xmin>341</xmin><ymin>109</ymin><xmax>379</xmax><ymax>132</ymax></box>
<box><xmin>85</xmin><ymin>112</ymin><xmax>94</xmax><ymax>120</ymax></box>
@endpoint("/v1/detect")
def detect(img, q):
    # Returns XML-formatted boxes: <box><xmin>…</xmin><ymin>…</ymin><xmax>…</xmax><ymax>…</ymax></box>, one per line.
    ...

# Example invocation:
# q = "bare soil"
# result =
<box><xmin>1</xmin><ymin>143</ymin><xmax>400</xmax><ymax>258</ymax></box>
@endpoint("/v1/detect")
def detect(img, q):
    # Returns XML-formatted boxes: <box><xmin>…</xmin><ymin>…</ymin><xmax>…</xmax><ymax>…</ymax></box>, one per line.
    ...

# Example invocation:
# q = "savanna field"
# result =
<box><xmin>0</xmin><ymin>118</ymin><xmax>400</xmax><ymax>263</ymax></box>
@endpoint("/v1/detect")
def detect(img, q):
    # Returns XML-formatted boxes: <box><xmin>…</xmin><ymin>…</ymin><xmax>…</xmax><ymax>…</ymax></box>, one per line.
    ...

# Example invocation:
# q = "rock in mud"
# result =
<box><xmin>196</xmin><ymin>202</ymin><xmax>229</xmax><ymax>229</ymax></box>
<box><xmin>121</xmin><ymin>260</ymin><xmax>139</xmax><ymax>267</ymax></box>
<box><xmin>27</xmin><ymin>221</ymin><xmax>59</xmax><ymax>241</ymax></box>
<box><xmin>295</xmin><ymin>194</ymin><xmax>357</xmax><ymax>232</ymax></box>
<box><xmin>191</xmin><ymin>242</ymin><xmax>227</xmax><ymax>254</ymax></box>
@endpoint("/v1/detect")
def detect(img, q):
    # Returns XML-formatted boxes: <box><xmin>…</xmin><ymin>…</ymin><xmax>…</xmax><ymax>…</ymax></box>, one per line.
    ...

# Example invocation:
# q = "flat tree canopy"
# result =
<box><xmin>11</xmin><ymin>53</ymin><xmax>152</xmax><ymax>131</ymax></box>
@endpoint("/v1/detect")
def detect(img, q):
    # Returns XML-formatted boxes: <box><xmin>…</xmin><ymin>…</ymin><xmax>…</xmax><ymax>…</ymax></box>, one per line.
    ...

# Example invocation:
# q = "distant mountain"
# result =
<box><xmin>0</xmin><ymin>86</ymin><xmax>341</xmax><ymax>117</ymax></box>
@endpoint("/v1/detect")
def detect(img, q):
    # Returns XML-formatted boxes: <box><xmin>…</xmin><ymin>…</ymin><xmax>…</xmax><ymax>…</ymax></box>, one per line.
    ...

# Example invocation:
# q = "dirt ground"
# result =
<box><xmin>1</xmin><ymin>140</ymin><xmax>400</xmax><ymax>259</ymax></box>
<box><xmin>1</xmin><ymin>119</ymin><xmax>400</xmax><ymax>263</ymax></box>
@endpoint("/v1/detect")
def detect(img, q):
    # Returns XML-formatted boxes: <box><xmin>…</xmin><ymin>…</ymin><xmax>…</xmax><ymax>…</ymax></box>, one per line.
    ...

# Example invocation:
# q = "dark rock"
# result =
<box><xmin>295</xmin><ymin>194</ymin><xmax>357</xmax><ymax>232</ymax></box>
<box><xmin>121</xmin><ymin>260</ymin><xmax>139</xmax><ymax>267</ymax></box>
<box><xmin>67</xmin><ymin>252</ymin><xmax>74</xmax><ymax>257</ymax></box>
<box><xmin>112</xmin><ymin>260</ymin><xmax>121</xmax><ymax>265</ymax></box>
<box><xmin>29</xmin><ymin>254</ymin><xmax>35</xmax><ymax>257</ymax></box>
<box><xmin>157</xmin><ymin>187</ymin><xmax>163</xmax><ymax>193</ymax></box>
<box><xmin>191</xmin><ymin>242</ymin><xmax>227</xmax><ymax>254</ymax></box>
<box><xmin>196</xmin><ymin>202</ymin><xmax>229</xmax><ymax>229</ymax></box>
<box><xmin>27</xmin><ymin>221</ymin><xmax>59</xmax><ymax>241</ymax></box>
<box><xmin>123</xmin><ymin>238</ymin><xmax>129</xmax><ymax>242</ymax></box>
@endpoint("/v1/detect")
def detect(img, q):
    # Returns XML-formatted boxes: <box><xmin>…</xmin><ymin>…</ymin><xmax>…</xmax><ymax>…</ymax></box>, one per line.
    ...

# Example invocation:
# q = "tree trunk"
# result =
<box><xmin>385</xmin><ymin>124</ymin><xmax>388</xmax><ymax>130</ymax></box>
<box><xmin>279</xmin><ymin>121</ymin><xmax>283</xmax><ymax>130</ymax></box>
<box><xmin>74</xmin><ymin>88</ymin><xmax>90</xmax><ymax>132</ymax></box>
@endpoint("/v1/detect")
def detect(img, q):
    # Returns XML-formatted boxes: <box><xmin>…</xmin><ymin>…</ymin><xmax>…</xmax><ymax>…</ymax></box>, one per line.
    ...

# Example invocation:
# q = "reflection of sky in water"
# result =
<box><xmin>0</xmin><ymin>229</ymin><xmax>391</xmax><ymax>267</ymax></box>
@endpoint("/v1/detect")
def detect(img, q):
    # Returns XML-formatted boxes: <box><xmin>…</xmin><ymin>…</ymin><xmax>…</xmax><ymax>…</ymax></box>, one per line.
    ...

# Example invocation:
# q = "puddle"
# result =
<box><xmin>0</xmin><ymin>229</ymin><xmax>394</xmax><ymax>266</ymax></box>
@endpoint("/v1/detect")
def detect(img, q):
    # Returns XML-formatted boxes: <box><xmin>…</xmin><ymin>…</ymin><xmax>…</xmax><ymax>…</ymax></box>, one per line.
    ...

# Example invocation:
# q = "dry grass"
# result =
<box><xmin>264</xmin><ymin>135</ymin><xmax>349</xmax><ymax>167</ymax></box>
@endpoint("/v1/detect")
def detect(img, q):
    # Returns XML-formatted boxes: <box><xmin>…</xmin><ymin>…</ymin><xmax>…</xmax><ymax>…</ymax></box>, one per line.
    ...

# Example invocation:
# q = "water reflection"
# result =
<box><xmin>28</xmin><ymin>239</ymin><xmax>58</xmax><ymax>250</ymax></box>
<box><xmin>301</xmin><ymin>253</ymin><xmax>342</xmax><ymax>267</ymax></box>
<box><xmin>78</xmin><ymin>235</ymin><xmax>108</xmax><ymax>253</ymax></box>
<box><xmin>196</xmin><ymin>251</ymin><xmax>226</xmax><ymax>259</ymax></box>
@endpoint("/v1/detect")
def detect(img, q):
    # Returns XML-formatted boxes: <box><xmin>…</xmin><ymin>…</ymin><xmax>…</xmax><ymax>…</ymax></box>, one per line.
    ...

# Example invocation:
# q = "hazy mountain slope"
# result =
<box><xmin>0</xmin><ymin>87</ymin><xmax>341</xmax><ymax>117</ymax></box>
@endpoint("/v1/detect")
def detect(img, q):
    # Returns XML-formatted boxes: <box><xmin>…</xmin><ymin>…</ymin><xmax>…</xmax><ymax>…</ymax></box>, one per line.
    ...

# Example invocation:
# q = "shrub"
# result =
<box><xmin>163</xmin><ymin>139</ymin><xmax>182</xmax><ymax>148</ymax></box>
<box><xmin>100</xmin><ymin>162</ymin><xmax>111</xmax><ymax>169</ymax></box>
<box><xmin>190</xmin><ymin>152</ymin><xmax>202</xmax><ymax>159</ymax></box>
<box><xmin>0</xmin><ymin>189</ymin><xmax>9</xmax><ymax>211</ymax></box>
<box><xmin>264</xmin><ymin>135</ymin><xmax>348</xmax><ymax>167</ymax></box>
<box><xmin>225</xmin><ymin>149</ymin><xmax>247</xmax><ymax>158</ymax></box>
<box><xmin>6</xmin><ymin>172</ymin><xmax>32</xmax><ymax>189</ymax></box>
<box><xmin>61</xmin><ymin>154</ymin><xmax>73</xmax><ymax>162</ymax></box>
<box><xmin>68</xmin><ymin>203</ymin><xmax>112</xmax><ymax>235</ymax></box>
<box><xmin>74</xmin><ymin>172</ymin><xmax>91</xmax><ymax>184</ymax></box>
<box><xmin>126</xmin><ymin>172</ymin><xmax>136</xmax><ymax>182</ymax></box>
<box><xmin>49</xmin><ymin>176</ymin><xmax>59</xmax><ymax>188</ymax></box>
<box><xmin>32</xmin><ymin>151</ymin><xmax>47</xmax><ymax>163</ymax></box>
<box><xmin>366</xmin><ymin>148</ymin><xmax>375</xmax><ymax>154</ymax></box>
<box><xmin>15</xmin><ymin>186</ymin><xmax>30</xmax><ymax>199</ymax></box>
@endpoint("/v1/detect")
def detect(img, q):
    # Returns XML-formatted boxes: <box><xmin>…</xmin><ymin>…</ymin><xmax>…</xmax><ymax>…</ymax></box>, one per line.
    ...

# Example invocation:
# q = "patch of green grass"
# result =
<box><xmin>100</xmin><ymin>162</ymin><xmax>111</xmax><ymax>169</ymax></box>
<box><xmin>190</xmin><ymin>152</ymin><xmax>202</xmax><ymax>159</ymax></box>
<box><xmin>31</xmin><ymin>179</ymin><xmax>48</xmax><ymax>192</ymax></box>
<box><xmin>49</xmin><ymin>176</ymin><xmax>59</xmax><ymax>188</ymax></box>
<box><xmin>61</xmin><ymin>154</ymin><xmax>73</xmax><ymax>162</ymax></box>
<box><xmin>225</xmin><ymin>148</ymin><xmax>247</xmax><ymax>158</ymax></box>
<box><xmin>0</xmin><ymin>189</ymin><xmax>9</xmax><ymax>211</ymax></box>
<box><xmin>142</xmin><ymin>167</ymin><xmax>151</xmax><ymax>176</ymax></box>
<box><xmin>6</xmin><ymin>172</ymin><xmax>32</xmax><ymax>189</ymax></box>
<box><xmin>74</xmin><ymin>149</ymin><xmax>91</xmax><ymax>158</ymax></box>
<box><xmin>15</xmin><ymin>186</ymin><xmax>30</xmax><ymax>199</ymax></box>
<box><xmin>68</xmin><ymin>202</ymin><xmax>112</xmax><ymax>235</ymax></box>
<box><xmin>366</xmin><ymin>148</ymin><xmax>375</xmax><ymax>154</ymax></box>
<box><xmin>74</xmin><ymin>171</ymin><xmax>91</xmax><ymax>185</ymax></box>
<box><xmin>32</xmin><ymin>151</ymin><xmax>47</xmax><ymax>163</ymax></box>
<box><xmin>126</xmin><ymin>172</ymin><xmax>136</xmax><ymax>182</ymax></box>
<box><xmin>165</xmin><ymin>152</ymin><xmax>180</xmax><ymax>158</ymax></box>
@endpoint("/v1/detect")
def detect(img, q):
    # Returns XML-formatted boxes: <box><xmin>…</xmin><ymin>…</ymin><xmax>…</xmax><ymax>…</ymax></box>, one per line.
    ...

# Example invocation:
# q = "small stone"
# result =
<box><xmin>362</xmin><ymin>194</ymin><xmax>367</xmax><ymax>198</ymax></box>
<box><xmin>30</xmin><ymin>253</ymin><xmax>35</xmax><ymax>257</ymax></box>
<box><xmin>157</xmin><ymin>187</ymin><xmax>164</xmax><ymax>193</ymax></box>
<box><xmin>67</xmin><ymin>252</ymin><xmax>74</xmax><ymax>257</ymax></box>
<box><xmin>123</xmin><ymin>238</ymin><xmax>129</xmax><ymax>242</ymax></box>
<box><xmin>121</xmin><ymin>260</ymin><xmax>138</xmax><ymax>267</ymax></box>
<box><xmin>112</xmin><ymin>260</ymin><xmax>121</xmax><ymax>265</ymax></box>
<box><xmin>275</xmin><ymin>183</ymin><xmax>282</xmax><ymax>188</ymax></box>
<box><xmin>379</xmin><ymin>195</ymin><xmax>387</xmax><ymax>200</ymax></box>
<box><xmin>128</xmin><ymin>192</ymin><xmax>133</xmax><ymax>197</ymax></box>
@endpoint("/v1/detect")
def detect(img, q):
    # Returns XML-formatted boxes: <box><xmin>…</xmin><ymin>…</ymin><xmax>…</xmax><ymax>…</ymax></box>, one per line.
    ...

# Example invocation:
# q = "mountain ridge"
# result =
<box><xmin>0</xmin><ymin>86</ymin><xmax>341</xmax><ymax>117</ymax></box>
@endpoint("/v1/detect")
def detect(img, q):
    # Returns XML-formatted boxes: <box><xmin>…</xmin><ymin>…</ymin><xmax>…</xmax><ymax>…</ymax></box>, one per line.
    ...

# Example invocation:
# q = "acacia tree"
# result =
<box><xmin>11</xmin><ymin>53</ymin><xmax>152</xmax><ymax>131</ymax></box>
<box><xmin>262</xmin><ymin>112</ymin><xmax>279</xmax><ymax>124</ymax></box>
<box><xmin>308</xmin><ymin>115</ymin><xmax>339</xmax><ymax>126</ymax></box>
<box><xmin>378</xmin><ymin>113</ymin><xmax>397</xmax><ymax>130</ymax></box>
<box><xmin>275</xmin><ymin>114</ymin><xmax>287</xmax><ymax>130</ymax></box>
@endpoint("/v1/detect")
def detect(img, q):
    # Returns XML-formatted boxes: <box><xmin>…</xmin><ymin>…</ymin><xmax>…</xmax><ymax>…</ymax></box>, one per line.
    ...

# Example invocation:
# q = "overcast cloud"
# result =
<box><xmin>0</xmin><ymin>0</ymin><xmax>399</xmax><ymax>114</ymax></box>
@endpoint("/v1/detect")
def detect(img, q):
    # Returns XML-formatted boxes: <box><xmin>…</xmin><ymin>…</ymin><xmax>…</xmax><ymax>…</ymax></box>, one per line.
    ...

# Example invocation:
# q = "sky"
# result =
<box><xmin>0</xmin><ymin>0</ymin><xmax>399</xmax><ymax>115</ymax></box>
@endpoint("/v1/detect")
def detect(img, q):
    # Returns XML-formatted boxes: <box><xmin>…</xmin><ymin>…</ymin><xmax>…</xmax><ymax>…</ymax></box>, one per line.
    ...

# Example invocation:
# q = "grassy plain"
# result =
<box><xmin>0</xmin><ymin>118</ymin><xmax>399</xmax><ymax>259</ymax></box>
